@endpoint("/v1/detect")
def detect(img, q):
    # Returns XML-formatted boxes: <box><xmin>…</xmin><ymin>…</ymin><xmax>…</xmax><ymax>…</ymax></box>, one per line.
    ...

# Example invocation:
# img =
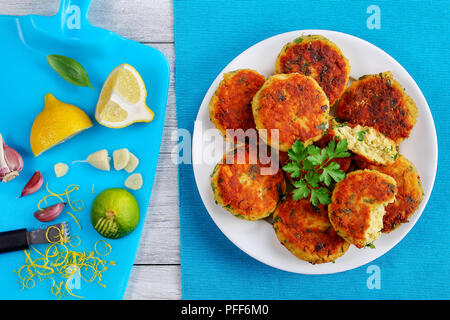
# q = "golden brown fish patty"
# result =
<box><xmin>355</xmin><ymin>155</ymin><xmax>424</xmax><ymax>233</ymax></box>
<box><xmin>336</xmin><ymin>71</ymin><xmax>418</xmax><ymax>144</ymax></box>
<box><xmin>329</xmin><ymin>170</ymin><xmax>397</xmax><ymax>248</ymax></box>
<box><xmin>252</xmin><ymin>73</ymin><xmax>329</xmax><ymax>152</ymax></box>
<box><xmin>329</xmin><ymin>119</ymin><xmax>398</xmax><ymax>165</ymax></box>
<box><xmin>209</xmin><ymin>69</ymin><xmax>266</xmax><ymax>137</ymax></box>
<box><xmin>275</xmin><ymin>35</ymin><xmax>350</xmax><ymax>106</ymax></box>
<box><xmin>273</xmin><ymin>196</ymin><xmax>349</xmax><ymax>264</ymax></box>
<box><xmin>211</xmin><ymin>144</ymin><xmax>286</xmax><ymax>221</ymax></box>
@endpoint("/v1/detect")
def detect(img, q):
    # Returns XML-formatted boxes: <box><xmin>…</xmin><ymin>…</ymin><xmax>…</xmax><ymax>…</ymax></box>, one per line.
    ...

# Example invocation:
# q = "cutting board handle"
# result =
<box><xmin>57</xmin><ymin>0</ymin><xmax>93</xmax><ymax>33</ymax></box>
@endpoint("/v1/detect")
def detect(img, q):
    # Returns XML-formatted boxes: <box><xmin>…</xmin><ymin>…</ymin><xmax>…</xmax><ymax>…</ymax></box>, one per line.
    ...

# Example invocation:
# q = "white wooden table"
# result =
<box><xmin>0</xmin><ymin>0</ymin><xmax>181</xmax><ymax>299</ymax></box>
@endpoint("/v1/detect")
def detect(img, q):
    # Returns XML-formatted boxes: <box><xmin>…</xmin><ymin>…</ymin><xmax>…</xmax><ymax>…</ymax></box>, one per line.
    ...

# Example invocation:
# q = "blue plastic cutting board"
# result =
<box><xmin>0</xmin><ymin>0</ymin><xmax>169</xmax><ymax>299</ymax></box>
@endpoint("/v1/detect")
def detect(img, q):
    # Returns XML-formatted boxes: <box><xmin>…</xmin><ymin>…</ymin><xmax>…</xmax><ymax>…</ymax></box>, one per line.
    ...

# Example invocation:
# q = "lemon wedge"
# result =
<box><xmin>30</xmin><ymin>93</ymin><xmax>93</xmax><ymax>157</ymax></box>
<box><xmin>95</xmin><ymin>64</ymin><xmax>154</xmax><ymax>128</ymax></box>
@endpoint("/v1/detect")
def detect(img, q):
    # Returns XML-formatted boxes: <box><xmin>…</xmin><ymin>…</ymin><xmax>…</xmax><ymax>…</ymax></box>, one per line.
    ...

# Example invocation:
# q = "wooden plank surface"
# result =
<box><xmin>0</xmin><ymin>0</ymin><xmax>180</xmax><ymax>300</ymax></box>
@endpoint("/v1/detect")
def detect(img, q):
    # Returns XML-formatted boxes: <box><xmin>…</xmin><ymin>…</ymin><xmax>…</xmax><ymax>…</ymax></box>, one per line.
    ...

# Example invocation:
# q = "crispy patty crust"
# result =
<box><xmin>336</xmin><ymin>71</ymin><xmax>418</xmax><ymax>144</ymax></box>
<box><xmin>355</xmin><ymin>155</ymin><xmax>424</xmax><ymax>233</ymax></box>
<box><xmin>211</xmin><ymin>144</ymin><xmax>286</xmax><ymax>221</ymax></box>
<box><xmin>209</xmin><ymin>69</ymin><xmax>266</xmax><ymax>138</ymax></box>
<box><xmin>273</xmin><ymin>196</ymin><xmax>349</xmax><ymax>264</ymax></box>
<box><xmin>275</xmin><ymin>35</ymin><xmax>350</xmax><ymax>106</ymax></box>
<box><xmin>328</xmin><ymin>170</ymin><xmax>397</xmax><ymax>248</ymax></box>
<box><xmin>252</xmin><ymin>73</ymin><xmax>329</xmax><ymax>152</ymax></box>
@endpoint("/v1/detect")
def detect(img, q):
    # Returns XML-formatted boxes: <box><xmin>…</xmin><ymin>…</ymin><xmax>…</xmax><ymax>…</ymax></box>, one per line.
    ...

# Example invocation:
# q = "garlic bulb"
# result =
<box><xmin>0</xmin><ymin>134</ymin><xmax>24</xmax><ymax>182</ymax></box>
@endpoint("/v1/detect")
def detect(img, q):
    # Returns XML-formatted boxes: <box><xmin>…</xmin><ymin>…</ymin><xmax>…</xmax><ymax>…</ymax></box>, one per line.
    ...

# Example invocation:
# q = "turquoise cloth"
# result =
<box><xmin>175</xmin><ymin>0</ymin><xmax>450</xmax><ymax>299</ymax></box>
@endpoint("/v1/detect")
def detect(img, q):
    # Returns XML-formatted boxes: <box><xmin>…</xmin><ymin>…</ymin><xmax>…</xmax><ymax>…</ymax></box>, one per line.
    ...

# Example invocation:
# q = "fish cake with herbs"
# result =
<box><xmin>329</xmin><ymin>119</ymin><xmax>398</xmax><ymax>165</ymax></box>
<box><xmin>273</xmin><ymin>196</ymin><xmax>349</xmax><ymax>264</ymax></box>
<box><xmin>209</xmin><ymin>69</ymin><xmax>266</xmax><ymax>138</ymax></box>
<box><xmin>252</xmin><ymin>73</ymin><xmax>329</xmax><ymax>152</ymax></box>
<box><xmin>328</xmin><ymin>170</ymin><xmax>397</xmax><ymax>248</ymax></box>
<box><xmin>336</xmin><ymin>71</ymin><xmax>418</xmax><ymax>144</ymax></box>
<box><xmin>275</xmin><ymin>35</ymin><xmax>350</xmax><ymax>106</ymax></box>
<box><xmin>211</xmin><ymin>144</ymin><xmax>286</xmax><ymax>221</ymax></box>
<box><xmin>355</xmin><ymin>155</ymin><xmax>424</xmax><ymax>233</ymax></box>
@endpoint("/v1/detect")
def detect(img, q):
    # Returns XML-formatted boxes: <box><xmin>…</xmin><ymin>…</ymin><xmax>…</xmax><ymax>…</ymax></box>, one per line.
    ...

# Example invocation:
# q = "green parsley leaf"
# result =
<box><xmin>310</xmin><ymin>188</ymin><xmax>331</xmax><ymax>206</ymax></box>
<box><xmin>282</xmin><ymin>161</ymin><xmax>302</xmax><ymax>178</ymax></box>
<box><xmin>302</xmin><ymin>159</ymin><xmax>315</xmax><ymax>171</ymax></box>
<box><xmin>282</xmin><ymin>139</ymin><xmax>350</xmax><ymax>206</ymax></box>
<box><xmin>292</xmin><ymin>180</ymin><xmax>310</xmax><ymax>200</ymax></box>
<box><xmin>321</xmin><ymin>162</ymin><xmax>345</xmax><ymax>185</ymax></box>
<box><xmin>304</xmin><ymin>171</ymin><xmax>320</xmax><ymax>188</ymax></box>
<box><xmin>332</xmin><ymin>139</ymin><xmax>351</xmax><ymax>158</ymax></box>
<box><xmin>288</xmin><ymin>140</ymin><xmax>308</xmax><ymax>163</ymax></box>
<box><xmin>306</xmin><ymin>145</ymin><xmax>327</xmax><ymax>166</ymax></box>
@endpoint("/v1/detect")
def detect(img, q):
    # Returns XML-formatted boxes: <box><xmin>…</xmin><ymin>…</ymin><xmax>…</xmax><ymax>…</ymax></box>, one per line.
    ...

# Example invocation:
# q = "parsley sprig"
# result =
<box><xmin>282</xmin><ymin>139</ymin><xmax>350</xmax><ymax>206</ymax></box>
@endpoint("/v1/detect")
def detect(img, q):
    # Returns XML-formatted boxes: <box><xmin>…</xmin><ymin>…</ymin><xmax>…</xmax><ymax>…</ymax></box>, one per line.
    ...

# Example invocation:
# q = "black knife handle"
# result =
<box><xmin>0</xmin><ymin>229</ymin><xmax>29</xmax><ymax>253</ymax></box>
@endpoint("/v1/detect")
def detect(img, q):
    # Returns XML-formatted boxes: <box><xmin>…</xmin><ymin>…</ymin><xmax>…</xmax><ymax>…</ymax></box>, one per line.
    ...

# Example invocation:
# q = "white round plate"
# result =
<box><xmin>192</xmin><ymin>30</ymin><xmax>438</xmax><ymax>274</ymax></box>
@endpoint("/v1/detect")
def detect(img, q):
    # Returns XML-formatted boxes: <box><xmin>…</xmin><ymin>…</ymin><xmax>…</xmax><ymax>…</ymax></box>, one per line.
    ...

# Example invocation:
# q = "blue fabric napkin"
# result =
<box><xmin>175</xmin><ymin>0</ymin><xmax>450</xmax><ymax>299</ymax></box>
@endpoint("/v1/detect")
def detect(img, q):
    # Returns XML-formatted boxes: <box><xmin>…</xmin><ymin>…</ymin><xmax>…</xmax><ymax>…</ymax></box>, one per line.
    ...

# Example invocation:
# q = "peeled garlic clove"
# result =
<box><xmin>86</xmin><ymin>149</ymin><xmax>111</xmax><ymax>171</ymax></box>
<box><xmin>21</xmin><ymin>171</ymin><xmax>44</xmax><ymax>197</ymax></box>
<box><xmin>113</xmin><ymin>148</ymin><xmax>130</xmax><ymax>171</ymax></box>
<box><xmin>54</xmin><ymin>162</ymin><xmax>69</xmax><ymax>178</ymax></box>
<box><xmin>124</xmin><ymin>152</ymin><xmax>139</xmax><ymax>173</ymax></box>
<box><xmin>0</xmin><ymin>134</ymin><xmax>24</xmax><ymax>182</ymax></box>
<box><xmin>125</xmin><ymin>173</ymin><xmax>143</xmax><ymax>190</ymax></box>
<box><xmin>33</xmin><ymin>202</ymin><xmax>66</xmax><ymax>222</ymax></box>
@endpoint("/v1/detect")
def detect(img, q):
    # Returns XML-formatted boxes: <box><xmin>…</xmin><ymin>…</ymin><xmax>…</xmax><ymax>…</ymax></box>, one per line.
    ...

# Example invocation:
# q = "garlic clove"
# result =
<box><xmin>124</xmin><ymin>152</ymin><xmax>139</xmax><ymax>173</ymax></box>
<box><xmin>0</xmin><ymin>134</ymin><xmax>24</xmax><ymax>182</ymax></box>
<box><xmin>86</xmin><ymin>149</ymin><xmax>111</xmax><ymax>171</ymax></box>
<box><xmin>21</xmin><ymin>171</ymin><xmax>44</xmax><ymax>197</ymax></box>
<box><xmin>4</xmin><ymin>142</ymin><xmax>24</xmax><ymax>173</ymax></box>
<box><xmin>33</xmin><ymin>202</ymin><xmax>66</xmax><ymax>222</ymax></box>
<box><xmin>125</xmin><ymin>173</ymin><xmax>143</xmax><ymax>190</ymax></box>
<box><xmin>54</xmin><ymin>162</ymin><xmax>69</xmax><ymax>178</ymax></box>
<box><xmin>113</xmin><ymin>148</ymin><xmax>130</xmax><ymax>171</ymax></box>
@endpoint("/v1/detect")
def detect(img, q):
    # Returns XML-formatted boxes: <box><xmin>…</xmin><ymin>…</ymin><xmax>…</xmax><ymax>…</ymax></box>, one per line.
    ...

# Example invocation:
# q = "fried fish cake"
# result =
<box><xmin>336</xmin><ymin>71</ymin><xmax>418</xmax><ymax>144</ymax></box>
<box><xmin>355</xmin><ymin>155</ymin><xmax>424</xmax><ymax>233</ymax></box>
<box><xmin>329</xmin><ymin>119</ymin><xmax>398</xmax><ymax>165</ymax></box>
<box><xmin>209</xmin><ymin>69</ymin><xmax>266</xmax><ymax>138</ymax></box>
<box><xmin>252</xmin><ymin>73</ymin><xmax>329</xmax><ymax>152</ymax></box>
<box><xmin>211</xmin><ymin>144</ymin><xmax>286</xmax><ymax>221</ymax></box>
<box><xmin>275</xmin><ymin>35</ymin><xmax>350</xmax><ymax>106</ymax></box>
<box><xmin>328</xmin><ymin>170</ymin><xmax>397</xmax><ymax>248</ymax></box>
<box><xmin>273</xmin><ymin>197</ymin><xmax>349</xmax><ymax>264</ymax></box>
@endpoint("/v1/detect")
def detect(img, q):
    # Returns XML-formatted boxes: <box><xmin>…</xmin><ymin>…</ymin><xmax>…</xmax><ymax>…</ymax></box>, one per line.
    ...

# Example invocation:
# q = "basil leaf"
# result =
<box><xmin>47</xmin><ymin>54</ymin><xmax>93</xmax><ymax>88</ymax></box>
